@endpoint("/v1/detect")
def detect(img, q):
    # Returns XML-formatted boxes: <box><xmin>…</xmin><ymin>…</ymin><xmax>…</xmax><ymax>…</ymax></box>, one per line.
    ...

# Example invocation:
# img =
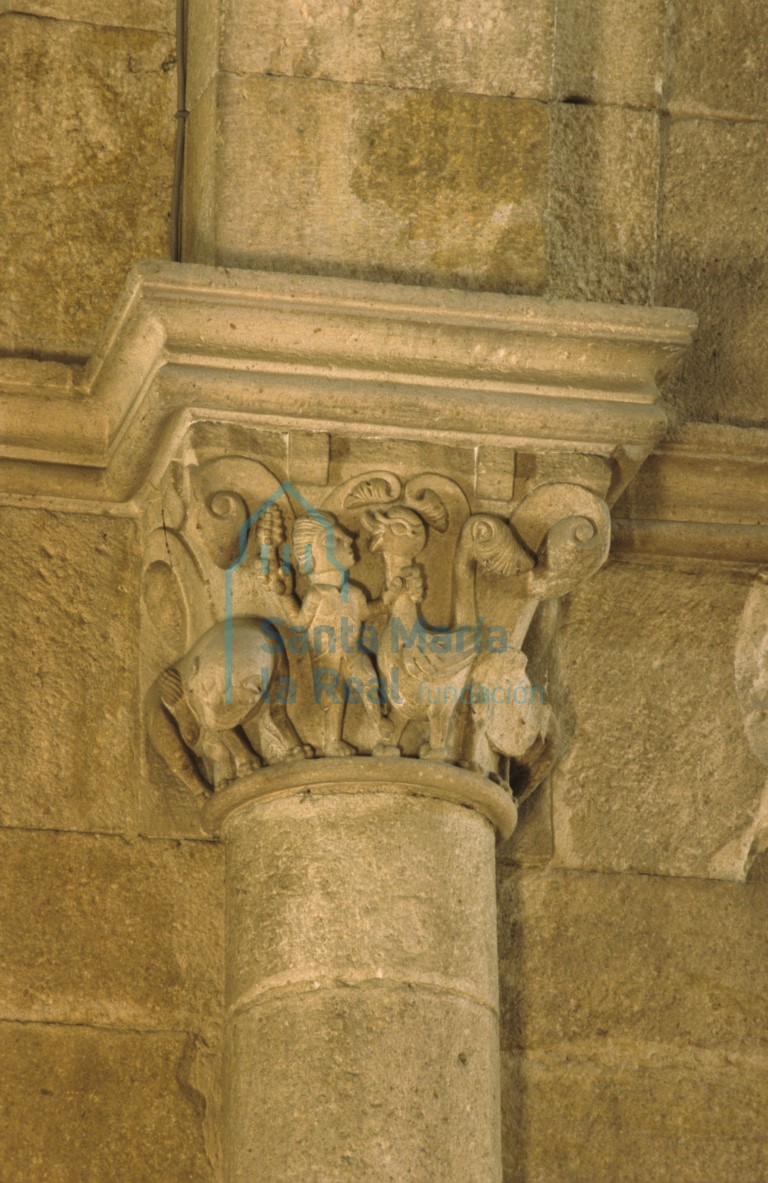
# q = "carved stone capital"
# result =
<box><xmin>144</xmin><ymin>458</ymin><xmax>606</xmax><ymax>803</ymax></box>
<box><xmin>0</xmin><ymin>263</ymin><xmax>693</xmax><ymax>808</ymax></box>
<box><xmin>110</xmin><ymin>263</ymin><xmax>696</xmax><ymax>810</ymax></box>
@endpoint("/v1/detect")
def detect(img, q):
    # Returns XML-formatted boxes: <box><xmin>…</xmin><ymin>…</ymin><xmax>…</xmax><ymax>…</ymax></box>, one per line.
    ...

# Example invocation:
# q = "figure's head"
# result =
<box><xmin>363</xmin><ymin>506</ymin><xmax>427</xmax><ymax>559</ymax></box>
<box><xmin>292</xmin><ymin>514</ymin><xmax>355</xmax><ymax>576</ymax></box>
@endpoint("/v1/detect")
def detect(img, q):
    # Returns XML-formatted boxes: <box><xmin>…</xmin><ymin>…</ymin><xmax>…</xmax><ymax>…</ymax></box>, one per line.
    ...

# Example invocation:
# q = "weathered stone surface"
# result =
<box><xmin>552</xmin><ymin>562</ymin><xmax>766</xmax><ymax>879</ymax></box>
<box><xmin>498</xmin><ymin>865</ymin><xmax>768</xmax><ymax>1054</ymax></box>
<box><xmin>0</xmin><ymin>16</ymin><xmax>175</xmax><ymax>357</ymax></box>
<box><xmin>214</xmin><ymin>0</ymin><xmax>555</xmax><ymax>99</ymax></box>
<box><xmin>657</xmin><ymin>118</ymin><xmax>768</xmax><ymax>425</ymax></box>
<box><xmin>226</xmin><ymin>790</ymin><xmax>498</xmax><ymax>1010</ymax></box>
<box><xmin>0</xmin><ymin>1023</ymin><xmax>214</xmax><ymax>1182</ymax></box>
<box><xmin>0</xmin><ymin>831</ymin><xmax>223</xmax><ymax>1027</ymax></box>
<box><xmin>220</xmin><ymin>775</ymin><xmax>506</xmax><ymax>1180</ymax></box>
<box><xmin>185</xmin><ymin>0</ymin><xmax>219</xmax><ymax>112</ymax></box>
<box><xmin>549</xmin><ymin>105</ymin><xmax>659</xmax><ymax>303</ymax></box>
<box><xmin>501</xmin><ymin>1048</ymin><xmax>768</xmax><ymax>1183</ymax></box>
<box><xmin>552</xmin><ymin>0</ymin><xmax>665</xmax><ymax>108</ymax></box>
<box><xmin>187</xmin><ymin>75</ymin><xmax>549</xmax><ymax>293</ymax></box>
<box><xmin>667</xmin><ymin>0</ymin><xmax>768</xmax><ymax>119</ymax></box>
<box><xmin>0</xmin><ymin>509</ymin><xmax>142</xmax><ymax>832</ymax></box>
<box><xmin>229</xmin><ymin>988</ymin><xmax>501</xmax><ymax>1183</ymax></box>
<box><xmin>498</xmin><ymin>781</ymin><xmax>554</xmax><ymax>868</ymax></box>
<box><xmin>501</xmin><ymin>863</ymin><xmax>768</xmax><ymax>1178</ymax></box>
<box><xmin>0</xmin><ymin>1</ymin><xmax>765</xmax><ymax>1179</ymax></box>
<box><xmin>1</xmin><ymin>2</ymin><xmax>175</xmax><ymax>31</ymax></box>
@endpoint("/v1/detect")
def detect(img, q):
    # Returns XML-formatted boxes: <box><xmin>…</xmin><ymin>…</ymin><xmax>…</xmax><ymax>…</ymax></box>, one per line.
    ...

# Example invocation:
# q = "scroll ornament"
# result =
<box><xmin>144</xmin><ymin>461</ymin><xmax>610</xmax><ymax>806</ymax></box>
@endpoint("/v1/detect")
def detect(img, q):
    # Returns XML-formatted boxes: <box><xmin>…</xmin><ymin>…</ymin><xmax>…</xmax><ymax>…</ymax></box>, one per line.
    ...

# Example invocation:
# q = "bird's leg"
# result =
<box><xmin>321</xmin><ymin>700</ymin><xmax>356</xmax><ymax>757</ymax></box>
<box><xmin>420</xmin><ymin>699</ymin><xmax>460</xmax><ymax>762</ymax></box>
<box><xmin>458</xmin><ymin>709</ymin><xmax>493</xmax><ymax>777</ymax></box>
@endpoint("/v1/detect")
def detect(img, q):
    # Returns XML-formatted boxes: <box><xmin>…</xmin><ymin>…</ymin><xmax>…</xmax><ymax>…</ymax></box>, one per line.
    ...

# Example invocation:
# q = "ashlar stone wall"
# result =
<box><xmin>1</xmin><ymin>2</ymin><xmax>767</xmax><ymax>1181</ymax></box>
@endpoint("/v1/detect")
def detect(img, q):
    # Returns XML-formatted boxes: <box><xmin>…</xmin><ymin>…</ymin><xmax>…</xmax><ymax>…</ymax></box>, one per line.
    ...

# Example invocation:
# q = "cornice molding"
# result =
<box><xmin>0</xmin><ymin>261</ymin><xmax>694</xmax><ymax>508</ymax></box>
<box><xmin>614</xmin><ymin>423</ymin><xmax>768</xmax><ymax>564</ymax></box>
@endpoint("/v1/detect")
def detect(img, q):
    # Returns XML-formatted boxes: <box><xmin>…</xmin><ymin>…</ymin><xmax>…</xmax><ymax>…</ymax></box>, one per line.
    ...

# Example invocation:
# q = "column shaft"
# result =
<box><xmin>214</xmin><ymin>763</ymin><xmax>515</xmax><ymax>1182</ymax></box>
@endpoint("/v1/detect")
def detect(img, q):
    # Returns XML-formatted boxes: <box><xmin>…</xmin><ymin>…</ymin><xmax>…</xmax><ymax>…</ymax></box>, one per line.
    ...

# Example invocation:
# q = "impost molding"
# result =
<box><xmin>7</xmin><ymin>263</ymin><xmax>760</xmax><ymax>563</ymax></box>
<box><xmin>613</xmin><ymin>422</ymin><xmax>768</xmax><ymax>565</ymax></box>
<box><xmin>0</xmin><ymin>260</ymin><xmax>694</xmax><ymax>510</ymax></box>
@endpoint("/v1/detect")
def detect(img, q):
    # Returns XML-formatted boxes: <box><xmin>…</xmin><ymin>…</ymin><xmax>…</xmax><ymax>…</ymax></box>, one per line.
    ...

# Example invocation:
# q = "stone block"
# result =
<box><xmin>229</xmin><ymin>987</ymin><xmax>501</xmax><ymax>1183</ymax></box>
<box><xmin>190</xmin><ymin>74</ymin><xmax>549</xmax><ymax>294</ymax></box>
<box><xmin>0</xmin><ymin>16</ymin><xmax>175</xmax><ymax>357</ymax></box>
<box><xmin>226</xmin><ymin>791</ymin><xmax>498</xmax><ymax>1010</ymax></box>
<box><xmin>656</xmin><ymin>118</ymin><xmax>768</xmax><ymax>424</ymax></box>
<box><xmin>0</xmin><ymin>509</ymin><xmax>142</xmax><ymax>833</ymax></box>
<box><xmin>501</xmin><ymin>1048</ymin><xmax>768</xmax><ymax>1183</ymax></box>
<box><xmin>552</xmin><ymin>562</ymin><xmax>765</xmax><ymax>879</ymax></box>
<box><xmin>0</xmin><ymin>831</ymin><xmax>224</xmax><ymax>1028</ymax></box>
<box><xmin>215</xmin><ymin>0</ymin><xmax>555</xmax><ymax>99</ymax></box>
<box><xmin>0</xmin><ymin>1023</ymin><xmax>214</xmax><ymax>1182</ymax></box>
<box><xmin>667</xmin><ymin>0</ymin><xmax>768</xmax><ymax>120</ymax></box>
<box><xmin>548</xmin><ymin>105</ymin><xmax>659</xmax><ymax>303</ymax></box>
<box><xmin>1</xmin><ymin>2</ymin><xmax>175</xmax><ymax>31</ymax></box>
<box><xmin>552</xmin><ymin>0</ymin><xmax>665</xmax><ymax>108</ymax></box>
<box><xmin>497</xmin><ymin>865</ymin><xmax>768</xmax><ymax>1054</ymax></box>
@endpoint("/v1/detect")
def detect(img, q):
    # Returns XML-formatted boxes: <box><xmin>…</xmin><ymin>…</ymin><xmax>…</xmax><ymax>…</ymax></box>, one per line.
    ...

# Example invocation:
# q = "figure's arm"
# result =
<box><xmin>354</xmin><ymin>585</ymin><xmax>377</xmax><ymax>621</ymax></box>
<box><xmin>297</xmin><ymin>586</ymin><xmax>322</xmax><ymax>629</ymax></box>
<box><xmin>277</xmin><ymin>589</ymin><xmax>302</xmax><ymax>628</ymax></box>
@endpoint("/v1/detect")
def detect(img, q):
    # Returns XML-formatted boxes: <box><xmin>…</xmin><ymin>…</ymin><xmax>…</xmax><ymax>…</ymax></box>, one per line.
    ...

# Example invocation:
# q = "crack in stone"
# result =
<box><xmin>0</xmin><ymin>7</ymin><xmax>172</xmax><ymax>35</ymax></box>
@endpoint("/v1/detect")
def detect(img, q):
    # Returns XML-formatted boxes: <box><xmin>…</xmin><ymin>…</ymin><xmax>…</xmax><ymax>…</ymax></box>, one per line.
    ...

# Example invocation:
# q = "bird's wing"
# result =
<box><xmin>401</xmin><ymin>631</ymin><xmax>477</xmax><ymax>681</ymax></box>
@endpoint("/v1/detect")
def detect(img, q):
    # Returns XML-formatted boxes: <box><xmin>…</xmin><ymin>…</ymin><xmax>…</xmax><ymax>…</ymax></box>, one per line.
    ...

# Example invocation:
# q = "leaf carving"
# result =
<box><xmin>466</xmin><ymin>515</ymin><xmax>534</xmax><ymax>576</ymax></box>
<box><xmin>407</xmin><ymin>487</ymin><xmax>449</xmax><ymax>532</ymax></box>
<box><xmin>344</xmin><ymin>476</ymin><xmax>400</xmax><ymax>509</ymax></box>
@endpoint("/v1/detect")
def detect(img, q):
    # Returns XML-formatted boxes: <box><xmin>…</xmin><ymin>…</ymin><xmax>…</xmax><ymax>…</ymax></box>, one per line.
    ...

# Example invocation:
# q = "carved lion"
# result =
<box><xmin>148</xmin><ymin>617</ymin><xmax>310</xmax><ymax>795</ymax></box>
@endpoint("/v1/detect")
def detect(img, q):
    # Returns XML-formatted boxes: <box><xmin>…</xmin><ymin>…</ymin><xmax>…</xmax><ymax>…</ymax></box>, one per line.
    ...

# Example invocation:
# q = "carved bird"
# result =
<box><xmin>363</xmin><ymin>505</ymin><xmax>477</xmax><ymax>760</ymax></box>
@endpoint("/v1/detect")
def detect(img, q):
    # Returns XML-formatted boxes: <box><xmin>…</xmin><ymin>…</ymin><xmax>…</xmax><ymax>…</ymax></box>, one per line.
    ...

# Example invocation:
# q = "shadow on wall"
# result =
<box><xmin>496</xmin><ymin>866</ymin><xmax>527</xmax><ymax>1183</ymax></box>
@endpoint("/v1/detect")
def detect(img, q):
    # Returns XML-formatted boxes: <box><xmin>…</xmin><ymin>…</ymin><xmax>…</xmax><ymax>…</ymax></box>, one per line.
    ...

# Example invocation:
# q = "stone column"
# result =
<box><xmin>118</xmin><ymin>265</ymin><xmax>695</xmax><ymax>1183</ymax></box>
<box><xmin>204</xmin><ymin>759</ymin><xmax>516</xmax><ymax>1183</ymax></box>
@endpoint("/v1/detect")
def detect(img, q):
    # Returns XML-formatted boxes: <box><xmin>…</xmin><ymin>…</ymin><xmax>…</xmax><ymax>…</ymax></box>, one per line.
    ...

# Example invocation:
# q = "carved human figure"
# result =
<box><xmin>291</xmin><ymin>515</ymin><xmax>396</xmax><ymax>757</ymax></box>
<box><xmin>364</xmin><ymin>505</ymin><xmax>477</xmax><ymax>760</ymax></box>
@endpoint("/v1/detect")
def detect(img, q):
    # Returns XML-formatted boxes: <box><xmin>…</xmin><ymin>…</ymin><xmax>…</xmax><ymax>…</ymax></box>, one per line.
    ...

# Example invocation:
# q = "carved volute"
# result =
<box><xmin>143</xmin><ymin>441</ymin><xmax>612</xmax><ymax>809</ymax></box>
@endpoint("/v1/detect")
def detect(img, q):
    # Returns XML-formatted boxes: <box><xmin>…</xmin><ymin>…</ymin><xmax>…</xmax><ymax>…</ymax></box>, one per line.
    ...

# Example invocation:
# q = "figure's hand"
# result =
<box><xmin>264</xmin><ymin>562</ymin><xmax>294</xmax><ymax>598</ymax></box>
<box><xmin>401</xmin><ymin>565</ymin><xmax>425</xmax><ymax>603</ymax></box>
